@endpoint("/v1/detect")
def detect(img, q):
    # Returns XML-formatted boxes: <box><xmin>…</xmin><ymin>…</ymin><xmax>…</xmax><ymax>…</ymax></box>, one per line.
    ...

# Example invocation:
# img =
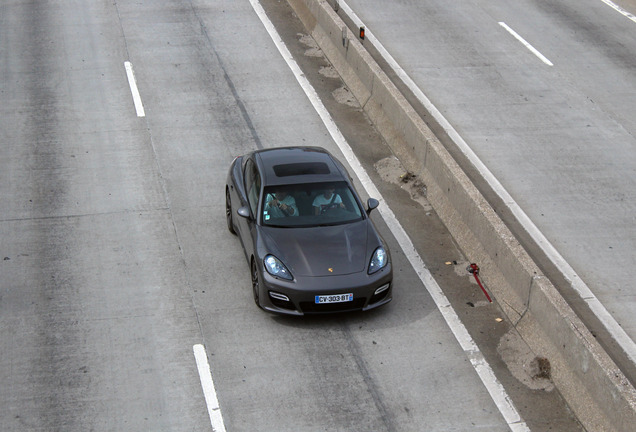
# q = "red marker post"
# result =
<box><xmin>467</xmin><ymin>263</ymin><xmax>492</xmax><ymax>303</ymax></box>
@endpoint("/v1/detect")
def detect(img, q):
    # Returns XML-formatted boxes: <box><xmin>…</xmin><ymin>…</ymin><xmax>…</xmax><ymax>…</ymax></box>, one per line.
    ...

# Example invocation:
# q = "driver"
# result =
<box><xmin>264</xmin><ymin>190</ymin><xmax>298</xmax><ymax>218</ymax></box>
<box><xmin>313</xmin><ymin>187</ymin><xmax>345</xmax><ymax>215</ymax></box>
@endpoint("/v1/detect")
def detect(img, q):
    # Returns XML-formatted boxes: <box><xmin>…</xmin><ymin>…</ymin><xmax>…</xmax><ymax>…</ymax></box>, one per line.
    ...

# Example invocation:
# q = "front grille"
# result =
<box><xmin>299</xmin><ymin>298</ymin><xmax>367</xmax><ymax>314</ymax></box>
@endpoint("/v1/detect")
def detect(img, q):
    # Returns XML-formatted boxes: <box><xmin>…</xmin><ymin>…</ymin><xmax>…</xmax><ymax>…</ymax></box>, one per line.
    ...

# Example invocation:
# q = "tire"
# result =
<box><xmin>251</xmin><ymin>259</ymin><xmax>262</xmax><ymax>309</ymax></box>
<box><xmin>226</xmin><ymin>187</ymin><xmax>236</xmax><ymax>235</ymax></box>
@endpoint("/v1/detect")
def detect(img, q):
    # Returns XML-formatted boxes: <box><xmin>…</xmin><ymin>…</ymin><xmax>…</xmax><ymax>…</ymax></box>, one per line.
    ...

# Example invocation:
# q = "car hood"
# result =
<box><xmin>260</xmin><ymin>221</ymin><xmax>374</xmax><ymax>277</ymax></box>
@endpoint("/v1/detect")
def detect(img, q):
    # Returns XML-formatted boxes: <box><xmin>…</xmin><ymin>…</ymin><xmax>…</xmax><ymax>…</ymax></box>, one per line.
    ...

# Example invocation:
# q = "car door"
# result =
<box><xmin>238</xmin><ymin>157</ymin><xmax>261</xmax><ymax>260</ymax></box>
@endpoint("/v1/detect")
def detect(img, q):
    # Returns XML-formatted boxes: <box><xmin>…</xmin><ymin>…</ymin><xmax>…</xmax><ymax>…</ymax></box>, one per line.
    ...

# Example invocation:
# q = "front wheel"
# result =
<box><xmin>251</xmin><ymin>259</ymin><xmax>262</xmax><ymax>309</ymax></box>
<box><xmin>226</xmin><ymin>188</ymin><xmax>236</xmax><ymax>235</ymax></box>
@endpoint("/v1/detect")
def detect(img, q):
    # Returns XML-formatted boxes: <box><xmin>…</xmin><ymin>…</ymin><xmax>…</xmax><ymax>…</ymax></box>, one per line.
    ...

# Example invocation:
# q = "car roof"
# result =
<box><xmin>253</xmin><ymin>147</ymin><xmax>348</xmax><ymax>186</ymax></box>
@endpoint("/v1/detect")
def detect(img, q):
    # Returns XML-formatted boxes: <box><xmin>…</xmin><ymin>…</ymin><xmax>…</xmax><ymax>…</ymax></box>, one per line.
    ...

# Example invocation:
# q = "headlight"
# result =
<box><xmin>368</xmin><ymin>247</ymin><xmax>388</xmax><ymax>274</ymax></box>
<box><xmin>264</xmin><ymin>255</ymin><xmax>293</xmax><ymax>280</ymax></box>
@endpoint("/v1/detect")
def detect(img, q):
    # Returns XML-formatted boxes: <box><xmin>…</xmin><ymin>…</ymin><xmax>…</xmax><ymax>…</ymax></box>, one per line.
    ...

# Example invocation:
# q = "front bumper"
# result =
<box><xmin>258</xmin><ymin>264</ymin><xmax>393</xmax><ymax>315</ymax></box>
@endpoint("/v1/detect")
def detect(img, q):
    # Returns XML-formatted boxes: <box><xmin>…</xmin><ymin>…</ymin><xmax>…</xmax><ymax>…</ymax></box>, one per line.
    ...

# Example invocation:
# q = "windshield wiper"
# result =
<box><xmin>264</xmin><ymin>223</ymin><xmax>294</xmax><ymax>228</ymax></box>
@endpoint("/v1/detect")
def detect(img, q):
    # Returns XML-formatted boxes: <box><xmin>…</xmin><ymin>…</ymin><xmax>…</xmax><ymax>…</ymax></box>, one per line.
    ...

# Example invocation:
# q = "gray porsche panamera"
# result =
<box><xmin>225</xmin><ymin>146</ymin><xmax>392</xmax><ymax>315</ymax></box>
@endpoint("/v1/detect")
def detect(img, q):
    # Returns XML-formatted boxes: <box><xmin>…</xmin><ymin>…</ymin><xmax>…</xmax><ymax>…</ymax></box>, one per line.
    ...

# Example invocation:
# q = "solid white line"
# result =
<box><xmin>499</xmin><ymin>22</ymin><xmax>554</xmax><ymax>66</ymax></box>
<box><xmin>248</xmin><ymin>1</ymin><xmax>528</xmax><ymax>430</ymax></box>
<box><xmin>600</xmin><ymin>0</ymin><xmax>636</xmax><ymax>23</ymax></box>
<box><xmin>337</xmin><ymin>0</ymin><xmax>636</xmax><ymax>369</ymax></box>
<box><xmin>124</xmin><ymin>61</ymin><xmax>146</xmax><ymax>117</ymax></box>
<box><xmin>193</xmin><ymin>344</ymin><xmax>226</xmax><ymax>432</ymax></box>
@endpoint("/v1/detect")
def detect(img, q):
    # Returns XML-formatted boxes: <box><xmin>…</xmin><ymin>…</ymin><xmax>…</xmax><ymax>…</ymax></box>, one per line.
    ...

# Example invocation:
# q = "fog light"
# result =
<box><xmin>269</xmin><ymin>291</ymin><xmax>290</xmax><ymax>302</ymax></box>
<box><xmin>374</xmin><ymin>283</ymin><xmax>390</xmax><ymax>295</ymax></box>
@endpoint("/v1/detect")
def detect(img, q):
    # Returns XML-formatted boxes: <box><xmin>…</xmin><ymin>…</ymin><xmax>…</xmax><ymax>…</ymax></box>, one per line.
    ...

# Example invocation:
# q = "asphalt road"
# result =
<box><xmin>340</xmin><ymin>0</ymin><xmax>636</xmax><ymax>373</ymax></box>
<box><xmin>0</xmin><ymin>0</ymin><xmax>587</xmax><ymax>431</ymax></box>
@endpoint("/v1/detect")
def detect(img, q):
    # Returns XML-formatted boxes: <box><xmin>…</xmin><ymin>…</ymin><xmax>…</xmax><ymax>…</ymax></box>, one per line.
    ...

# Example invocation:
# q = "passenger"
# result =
<box><xmin>313</xmin><ymin>187</ymin><xmax>345</xmax><ymax>215</ymax></box>
<box><xmin>265</xmin><ymin>190</ymin><xmax>298</xmax><ymax>218</ymax></box>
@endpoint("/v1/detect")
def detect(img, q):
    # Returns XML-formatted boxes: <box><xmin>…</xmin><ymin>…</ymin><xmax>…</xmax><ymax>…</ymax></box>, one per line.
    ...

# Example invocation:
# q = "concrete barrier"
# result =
<box><xmin>287</xmin><ymin>0</ymin><xmax>636</xmax><ymax>430</ymax></box>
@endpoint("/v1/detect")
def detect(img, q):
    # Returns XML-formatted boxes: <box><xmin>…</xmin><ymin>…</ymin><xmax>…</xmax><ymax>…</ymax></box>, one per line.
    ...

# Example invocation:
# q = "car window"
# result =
<box><xmin>262</xmin><ymin>182</ymin><xmax>363</xmax><ymax>228</ymax></box>
<box><xmin>244</xmin><ymin>159</ymin><xmax>261</xmax><ymax>217</ymax></box>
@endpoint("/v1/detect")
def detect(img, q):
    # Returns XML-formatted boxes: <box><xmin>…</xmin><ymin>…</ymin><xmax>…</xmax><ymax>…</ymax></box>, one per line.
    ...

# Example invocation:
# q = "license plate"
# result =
<box><xmin>315</xmin><ymin>293</ymin><xmax>353</xmax><ymax>304</ymax></box>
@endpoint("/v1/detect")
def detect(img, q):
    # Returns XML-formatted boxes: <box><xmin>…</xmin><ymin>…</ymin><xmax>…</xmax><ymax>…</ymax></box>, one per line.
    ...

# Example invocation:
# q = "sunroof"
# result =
<box><xmin>273</xmin><ymin>162</ymin><xmax>330</xmax><ymax>177</ymax></box>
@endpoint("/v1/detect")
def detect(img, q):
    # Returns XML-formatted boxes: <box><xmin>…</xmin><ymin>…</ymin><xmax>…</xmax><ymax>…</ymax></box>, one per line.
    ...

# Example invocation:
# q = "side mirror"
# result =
<box><xmin>366</xmin><ymin>198</ymin><xmax>379</xmax><ymax>214</ymax></box>
<box><xmin>237</xmin><ymin>206</ymin><xmax>251</xmax><ymax>219</ymax></box>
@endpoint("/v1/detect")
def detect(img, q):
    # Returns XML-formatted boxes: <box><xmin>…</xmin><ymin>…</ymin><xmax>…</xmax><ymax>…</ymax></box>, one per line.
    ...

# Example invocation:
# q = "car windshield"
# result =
<box><xmin>261</xmin><ymin>182</ymin><xmax>364</xmax><ymax>227</ymax></box>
